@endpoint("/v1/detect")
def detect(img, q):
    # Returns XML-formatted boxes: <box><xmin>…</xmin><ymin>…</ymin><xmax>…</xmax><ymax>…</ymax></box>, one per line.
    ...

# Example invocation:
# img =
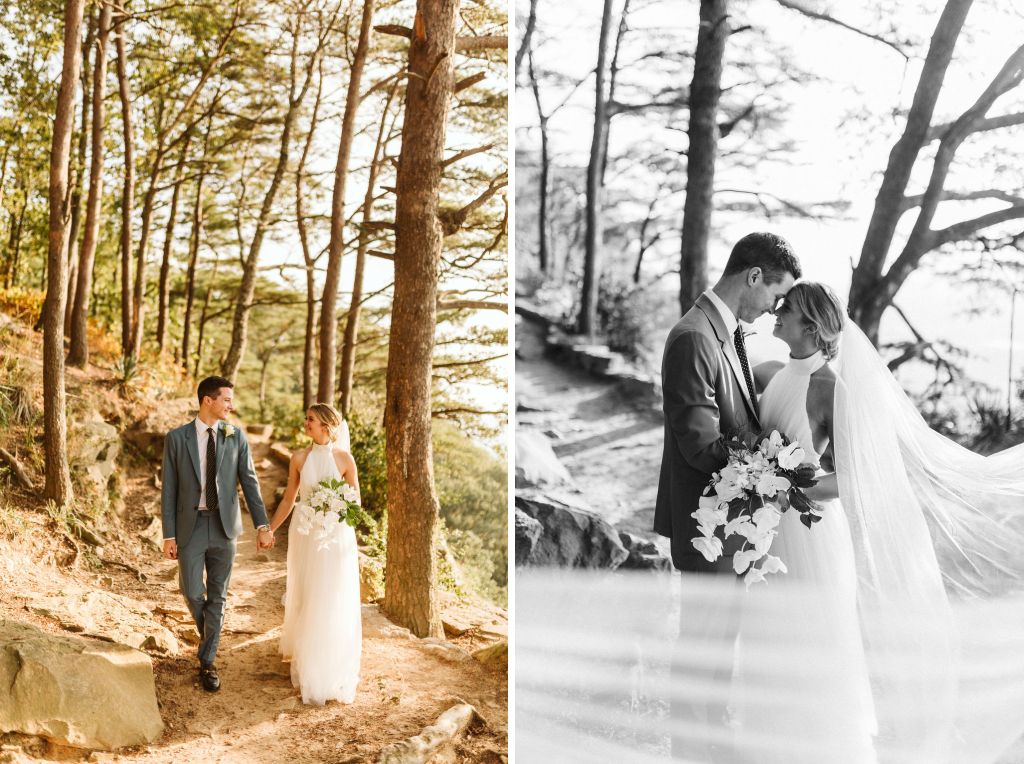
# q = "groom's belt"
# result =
<box><xmin>196</xmin><ymin>507</ymin><xmax>215</xmax><ymax>515</ymax></box>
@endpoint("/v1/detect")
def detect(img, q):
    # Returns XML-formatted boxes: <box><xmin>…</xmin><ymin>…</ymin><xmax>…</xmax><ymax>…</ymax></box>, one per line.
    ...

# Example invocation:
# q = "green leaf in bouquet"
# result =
<box><xmin>800</xmin><ymin>512</ymin><xmax>823</xmax><ymax>529</ymax></box>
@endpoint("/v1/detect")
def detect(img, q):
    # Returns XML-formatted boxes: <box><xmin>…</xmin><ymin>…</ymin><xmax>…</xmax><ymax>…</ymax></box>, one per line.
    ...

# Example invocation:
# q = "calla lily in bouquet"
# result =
<box><xmin>295</xmin><ymin>477</ymin><xmax>374</xmax><ymax>551</ymax></box>
<box><xmin>691</xmin><ymin>429</ymin><xmax>821</xmax><ymax>587</ymax></box>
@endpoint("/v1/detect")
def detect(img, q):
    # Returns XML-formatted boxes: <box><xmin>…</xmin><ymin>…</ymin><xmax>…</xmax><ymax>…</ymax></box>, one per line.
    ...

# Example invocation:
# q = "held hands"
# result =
<box><xmin>257</xmin><ymin>529</ymin><xmax>275</xmax><ymax>551</ymax></box>
<box><xmin>163</xmin><ymin>539</ymin><xmax>178</xmax><ymax>561</ymax></box>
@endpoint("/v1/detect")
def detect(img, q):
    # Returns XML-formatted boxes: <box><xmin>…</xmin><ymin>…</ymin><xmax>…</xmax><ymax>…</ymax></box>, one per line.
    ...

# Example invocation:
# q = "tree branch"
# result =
<box><xmin>436</xmin><ymin>299</ymin><xmax>508</xmax><ymax>313</ymax></box>
<box><xmin>438</xmin><ymin>173</ymin><xmax>508</xmax><ymax>236</ymax></box>
<box><xmin>432</xmin><ymin>353</ymin><xmax>508</xmax><ymax>369</ymax></box>
<box><xmin>901</xmin><ymin>189</ymin><xmax>1024</xmax><ymax>214</ymax></box>
<box><xmin>432</xmin><ymin>407</ymin><xmax>507</xmax><ymax>417</ymax></box>
<box><xmin>454</xmin><ymin>72</ymin><xmax>487</xmax><ymax>94</ymax></box>
<box><xmin>774</xmin><ymin>0</ymin><xmax>908</xmax><ymax>60</ymax></box>
<box><xmin>926</xmin><ymin>110</ymin><xmax>1024</xmax><ymax>142</ymax></box>
<box><xmin>929</xmin><ymin>204</ymin><xmax>1024</xmax><ymax>249</ymax></box>
<box><xmin>374</xmin><ymin>25</ymin><xmax>507</xmax><ymax>51</ymax></box>
<box><xmin>442</xmin><ymin>143</ymin><xmax>494</xmax><ymax>168</ymax></box>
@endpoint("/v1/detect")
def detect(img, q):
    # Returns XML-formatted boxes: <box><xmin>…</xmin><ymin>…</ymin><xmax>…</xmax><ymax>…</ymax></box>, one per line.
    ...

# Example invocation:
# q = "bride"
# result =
<box><xmin>269</xmin><ymin>403</ymin><xmax>362</xmax><ymax>705</ymax></box>
<box><xmin>517</xmin><ymin>283</ymin><xmax>1024</xmax><ymax>764</ymax></box>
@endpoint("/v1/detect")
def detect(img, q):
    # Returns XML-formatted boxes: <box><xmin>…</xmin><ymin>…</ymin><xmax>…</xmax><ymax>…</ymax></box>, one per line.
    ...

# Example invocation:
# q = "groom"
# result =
<box><xmin>654</xmin><ymin>232</ymin><xmax>800</xmax><ymax>761</ymax></box>
<box><xmin>161</xmin><ymin>375</ymin><xmax>274</xmax><ymax>692</ymax></box>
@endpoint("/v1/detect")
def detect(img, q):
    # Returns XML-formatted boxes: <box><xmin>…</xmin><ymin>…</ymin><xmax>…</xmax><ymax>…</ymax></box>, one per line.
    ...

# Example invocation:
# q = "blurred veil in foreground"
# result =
<box><xmin>517</xmin><ymin>322</ymin><xmax>1024</xmax><ymax>764</ymax></box>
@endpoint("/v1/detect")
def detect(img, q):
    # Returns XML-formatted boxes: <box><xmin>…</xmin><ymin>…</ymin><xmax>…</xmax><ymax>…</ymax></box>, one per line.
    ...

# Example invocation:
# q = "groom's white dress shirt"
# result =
<box><xmin>165</xmin><ymin>417</ymin><xmax>218</xmax><ymax>541</ymax></box>
<box><xmin>703</xmin><ymin>288</ymin><xmax>756</xmax><ymax>412</ymax></box>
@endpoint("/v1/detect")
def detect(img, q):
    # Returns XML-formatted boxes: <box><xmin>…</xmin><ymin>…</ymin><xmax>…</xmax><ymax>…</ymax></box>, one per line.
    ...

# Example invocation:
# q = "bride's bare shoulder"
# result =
<box><xmin>809</xmin><ymin>365</ymin><xmax>838</xmax><ymax>410</ymax></box>
<box><xmin>290</xmin><ymin>447</ymin><xmax>311</xmax><ymax>470</ymax></box>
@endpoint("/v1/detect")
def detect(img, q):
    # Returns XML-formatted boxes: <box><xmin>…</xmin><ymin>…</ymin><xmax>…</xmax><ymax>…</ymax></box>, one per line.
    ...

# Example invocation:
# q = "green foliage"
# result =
<box><xmin>0</xmin><ymin>502</ymin><xmax>26</xmax><ymax>539</ymax></box>
<box><xmin>447</xmin><ymin>526</ymin><xmax>507</xmax><ymax>607</ymax></box>
<box><xmin>348</xmin><ymin>411</ymin><xmax>388</xmax><ymax>522</ymax></box>
<box><xmin>597</xmin><ymin>276</ymin><xmax>649</xmax><ymax>363</ymax></box>
<box><xmin>112</xmin><ymin>354</ymin><xmax>144</xmax><ymax>400</ymax></box>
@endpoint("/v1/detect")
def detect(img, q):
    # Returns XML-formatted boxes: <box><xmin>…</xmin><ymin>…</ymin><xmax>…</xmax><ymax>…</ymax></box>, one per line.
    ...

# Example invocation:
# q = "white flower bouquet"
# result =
<box><xmin>295</xmin><ymin>477</ymin><xmax>371</xmax><ymax>551</ymax></box>
<box><xmin>692</xmin><ymin>430</ymin><xmax>821</xmax><ymax>587</ymax></box>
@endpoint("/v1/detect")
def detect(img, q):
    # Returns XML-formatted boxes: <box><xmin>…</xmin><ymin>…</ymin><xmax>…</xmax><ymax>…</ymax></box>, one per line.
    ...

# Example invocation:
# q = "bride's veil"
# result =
<box><xmin>516</xmin><ymin>317</ymin><xmax>1024</xmax><ymax>764</ymax></box>
<box><xmin>336</xmin><ymin>418</ymin><xmax>352</xmax><ymax>452</ymax></box>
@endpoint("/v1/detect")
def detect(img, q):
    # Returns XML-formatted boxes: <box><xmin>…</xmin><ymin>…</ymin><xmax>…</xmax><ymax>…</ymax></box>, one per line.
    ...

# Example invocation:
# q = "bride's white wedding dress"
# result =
<box><xmin>737</xmin><ymin>351</ymin><xmax>877</xmax><ymax>763</ymax></box>
<box><xmin>279</xmin><ymin>441</ymin><xmax>361</xmax><ymax>705</ymax></box>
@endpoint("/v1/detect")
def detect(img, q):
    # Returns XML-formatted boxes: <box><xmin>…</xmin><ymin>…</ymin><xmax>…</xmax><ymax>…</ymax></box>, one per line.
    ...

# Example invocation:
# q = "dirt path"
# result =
<box><xmin>515</xmin><ymin>316</ymin><xmax>666</xmax><ymax>544</ymax></box>
<box><xmin>0</xmin><ymin>437</ymin><xmax>507</xmax><ymax>764</ymax></box>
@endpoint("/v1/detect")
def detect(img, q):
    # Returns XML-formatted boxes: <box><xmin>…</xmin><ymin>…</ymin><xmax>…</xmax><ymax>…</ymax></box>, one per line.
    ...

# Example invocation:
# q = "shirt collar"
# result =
<box><xmin>194</xmin><ymin>417</ymin><xmax>218</xmax><ymax>436</ymax></box>
<box><xmin>703</xmin><ymin>288</ymin><xmax>739</xmax><ymax>336</ymax></box>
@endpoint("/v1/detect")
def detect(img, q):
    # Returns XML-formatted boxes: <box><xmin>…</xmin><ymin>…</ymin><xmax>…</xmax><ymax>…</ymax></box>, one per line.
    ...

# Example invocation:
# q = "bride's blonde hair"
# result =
<box><xmin>308</xmin><ymin>403</ymin><xmax>343</xmax><ymax>443</ymax></box>
<box><xmin>785</xmin><ymin>282</ymin><xmax>846</xmax><ymax>360</ymax></box>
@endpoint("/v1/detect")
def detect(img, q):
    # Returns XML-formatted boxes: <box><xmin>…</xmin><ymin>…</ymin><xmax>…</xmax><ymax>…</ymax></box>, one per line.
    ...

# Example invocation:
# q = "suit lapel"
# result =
<box><xmin>695</xmin><ymin>294</ymin><xmax>760</xmax><ymax>425</ymax></box>
<box><xmin>215</xmin><ymin>422</ymin><xmax>228</xmax><ymax>472</ymax></box>
<box><xmin>185</xmin><ymin>425</ymin><xmax>202</xmax><ymax>484</ymax></box>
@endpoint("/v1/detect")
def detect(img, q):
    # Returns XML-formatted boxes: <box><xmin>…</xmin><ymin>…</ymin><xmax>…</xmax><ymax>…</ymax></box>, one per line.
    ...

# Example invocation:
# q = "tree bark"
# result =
<box><xmin>222</xmin><ymin>21</ymin><xmax>320</xmax><ymax>383</ymax></box>
<box><xmin>67</xmin><ymin>0</ymin><xmax>112</xmax><ymax>369</ymax></box>
<box><xmin>115</xmin><ymin>0</ymin><xmax>135</xmax><ymax>356</ymax></box>
<box><xmin>383</xmin><ymin>0</ymin><xmax>460</xmax><ymax>641</ymax></box>
<box><xmin>678</xmin><ymin>0</ymin><xmax>730</xmax><ymax>315</ymax></box>
<box><xmin>317</xmin><ymin>0</ymin><xmax>375</xmax><ymax>405</ymax></box>
<box><xmin>194</xmin><ymin>250</ymin><xmax>220</xmax><ymax>378</ymax></box>
<box><xmin>514</xmin><ymin>0</ymin><xmax>538</xmax><ymax>80</ymax></box>
<box><xmin>339</xmin><ymin>83</ymin><xmax>397</xmax><ymax>417</ymax></box>
<box><xmin>577</xmin><ymin>0</ymin><xmax>615</xmax><ymax>335</ymax></box>
<box><xmin>43</xmin><ymin>0</ymin><xmax>85</xmax><ymax>505</ymax></box>
<box><xmin>157</xmin><ymin>129</ymin><xmax>192</xmax><ymax>354</ymax></box>
<box><xmin>297</xmin><ymin>69</ymin><xmax>324</xmax><ymax>412</ymax></box>
<box><xmin>65</xmin><ymin>10</ymin><xmax>97</xmax><ymax>336</ymax></box>
<box><xmin>849</xmin><ymin>0</ymin><xmax>973</xmax><ymax>343</ymax></box>
<box><xmin>181</xmin><ymin>125</ymin><xmax>211</xmax><ymax>372</ymax></box>
<box><xmin>527</xmin><ymin>47</ymin><xmax>549</xmax><ymax>274</ymax></box>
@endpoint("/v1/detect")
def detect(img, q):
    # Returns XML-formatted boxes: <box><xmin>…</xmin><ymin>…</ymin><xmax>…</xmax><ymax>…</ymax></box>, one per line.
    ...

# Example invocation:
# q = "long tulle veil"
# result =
<box><xmin>517</xmin><ymin>318</ymin><xmax>1024</xmax><ymax>764</ymax></box>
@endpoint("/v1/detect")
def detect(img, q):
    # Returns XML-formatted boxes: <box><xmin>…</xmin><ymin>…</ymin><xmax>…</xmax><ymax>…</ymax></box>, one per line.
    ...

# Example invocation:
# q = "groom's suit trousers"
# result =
<box><xmin>178</xmin><ymin>510</ymin><xmax>236</xmax><ymax>666</ymax></box>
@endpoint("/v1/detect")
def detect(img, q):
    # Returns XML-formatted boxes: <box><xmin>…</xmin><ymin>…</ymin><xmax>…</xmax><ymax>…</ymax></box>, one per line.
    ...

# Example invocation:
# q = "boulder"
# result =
<box><xmin>514</xmin><ymin>431</ymin><xmax>574</xmax><ymax>490</ymax></box>
<box><xmin>361</xmin><ymin>604</ymin><xmax>413</xmax><ymax>640</ymax></box>
<box><xmin>71</xmin><ymin>421</ymin><xmax>120</xmax><ymax>501</ymax></box>
<box><xmin>27</xmin><ymin>588</ymin><xmax>178</xmax><ymax>656</ymax></box>
<box><xmin>0</xmin><ymin>619</ymin><xmax>164</xmax><ymax>749</ymax></box>
<box><xmin>419</xmin><ymin>638</ymin><xmax>472</xmax><ymax>662</ymax></box>
<box><xmin>358</xmin><ymin>554</ymin><xmax>384</xmax><ymax>603</ymax></box>
<box><xmin>472</xmin><ymin>640</ymin><xmax>507</xmax><ymax>669</ymax></box>
<box><xmin>269</xmin><ymin>442</ymin><xmax>293</xmax><ymax>468</ymax></box>
<box><xmin>618</xmin><ymin>531</ymin><xmax>673</xmax><ymax>571</ymax></box>
<box><xmin>246</xmin><ymin>424</ymin><xmax>274</xmax><ymax>443</ymax></box>
<box><xmin>516</xmin><ymin>496</ymin><xmax>629</xmax><ymax>569</ymax></box>
<box><xmin>515</xmin><ymin>509</ymin><xmax>543</xmax><ymax>566</ymax></box>
<box><xmin>123</xmin><ymin>398</ymin><xmax>197</xmax><ymax>460</ymax></box>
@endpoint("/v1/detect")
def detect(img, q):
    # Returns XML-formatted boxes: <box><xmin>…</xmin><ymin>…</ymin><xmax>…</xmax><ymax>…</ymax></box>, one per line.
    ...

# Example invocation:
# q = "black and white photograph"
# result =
<box><xmin>515</xmin><ymin>1</ymin><xmax>1024</xmax><ymax>762</ymax></box>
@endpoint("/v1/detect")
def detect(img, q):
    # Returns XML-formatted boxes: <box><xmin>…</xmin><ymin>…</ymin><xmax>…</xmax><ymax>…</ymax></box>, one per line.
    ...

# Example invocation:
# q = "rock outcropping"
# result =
<box><xmin>0</xmin><ymin>619</ymin><xmax>164</xmax><ymax>750</ymax></box>
<box><xmin>515</xmin><ymin>496</ymin><xmax>629</xmax><ymax>569</ymax></box>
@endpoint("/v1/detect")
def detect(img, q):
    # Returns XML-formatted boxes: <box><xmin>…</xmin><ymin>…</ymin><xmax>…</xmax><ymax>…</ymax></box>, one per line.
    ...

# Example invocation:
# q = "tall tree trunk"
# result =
<box><xmin>514</xmin><ymin>0</ymin><xmax>538</xmax><ymax>80</ymax></box>
<box><xmin>157</xmin><ymin>129</ymin><xmax>192</xmax><ymax>354</ymax></box>
<box><xmin>115</xmin><ymin>0</ymin><xmax>134</xmax><ymax>356</ymax></box>
<box><xmin>67</xmin><ymin>0</ymin><xmax>112</xmax><ymax>369</ymax></box>
<box><xmin>5</xmin><ymin>187</ymin><xmax>26</xmax><ymax>288</ymax></box>
<box><xmin>848</xmin><ymin>0</ymin><xmax>973</xmax><ymax>344</ymax></box>
<box><xmin>297</xmin><ymin>69</ymin><xmax>323</xmax><ymax>412</ymax></box>
<box><xmin>194</xmin><ymin>250</ymin><xmax>220</xmax><ymax>378</ymax></box>
<box><xmin>678</xmin><ymin>0</ymin><xmax>730</xmax><ymax>316</ymax></box>
<box><xmin>527</xmin><ymin>48</ymin><xmax>549</xmax><ymax>274</ymax></box>
<box><xmin>65</xmin><ymin>10</ymin><xmax>97</xmax><ymax>336</ymax></box>
<box><xmin>43</xmin><ymin>0</ymin><xmax>85</xmax><ymax>505</ymax></box>
<box><xmin>382</xmin><ymin>0</ymin><xmax>460</xmax><ymax>641</ymax></box>
<box><xmin>317</xmin><ymin>0</ymin><xmax>375</xmax><ymax>404</ymax></box>
<box><xmin>577</xmin><ymin>0</ymin><xmax>614</xmax><ymax>335</ymax></box>
<box><xmin>222</xmin><ymin>24</ymin><xmax>318</xmax><ymax>383</ymax></box>
<box><xmin>339</xmin><ymin>84</ymin><xmax>396</xmax><ymax>417</ymax></box>
<box><xmin>181</xmin><ymin>127</ymin><xmax>211</xmax><ymax>371</ymax></box>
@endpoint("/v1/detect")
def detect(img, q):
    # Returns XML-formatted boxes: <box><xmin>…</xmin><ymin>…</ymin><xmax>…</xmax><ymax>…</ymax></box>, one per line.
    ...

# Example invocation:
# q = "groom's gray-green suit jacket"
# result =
<box><xmin>654</xmin><ymin>293</ymin><xmax>759</xmax><ymax>573</ymax></box>
<box><xmin>160</xmin><ymin>421</ymin><xmax>269</xmax><ymax>549</ymax></box>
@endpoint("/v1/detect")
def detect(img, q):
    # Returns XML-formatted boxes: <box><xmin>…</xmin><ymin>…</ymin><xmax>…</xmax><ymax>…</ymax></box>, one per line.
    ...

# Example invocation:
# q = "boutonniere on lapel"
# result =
<box><xmin>223</xmin><ymin>424</ymin><xmax>236</xmax><ymax>438</ymax></box>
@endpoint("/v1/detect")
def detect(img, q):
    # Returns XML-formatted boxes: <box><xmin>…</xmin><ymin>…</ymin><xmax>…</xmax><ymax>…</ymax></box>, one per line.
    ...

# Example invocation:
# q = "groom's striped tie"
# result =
<box><xmin>734</xmin><ymin>326</ymin><xmax>759</xmax><ymax>419</ymax></box>
<box><xmin>205</xmin><ymin>425</ymin><xmax>219</xmax><ymax>512</ymax></box>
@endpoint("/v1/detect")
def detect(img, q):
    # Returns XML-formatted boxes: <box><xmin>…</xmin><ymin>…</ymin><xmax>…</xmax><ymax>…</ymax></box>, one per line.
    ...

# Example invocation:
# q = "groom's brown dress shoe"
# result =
<box><xmin>200</xmin><ymin>664</ymin><xmax>220</xmax><ymax>692</ymax></box>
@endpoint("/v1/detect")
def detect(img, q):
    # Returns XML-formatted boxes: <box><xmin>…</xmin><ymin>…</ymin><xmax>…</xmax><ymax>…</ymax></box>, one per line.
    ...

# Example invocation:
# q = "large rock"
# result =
<box><xmin>0</xmin><ymin>619</ymin><xmax>164</xmax><ymax>749</ymax></box>
<box><xmin>358</xmin><ymin>553</ymin><xmax>384</xmax><ymax>603</ymax></box>
<box><xmin>361</xmin><ymin>604</ymin><xmax>413</xmax><ymax>640</ymax></box>
<box><xmin>516</xmin><ymin>496</ymin><xmax>629</xmax><ymax>569</ymax></box>
<box><xmin>27</xmin><ymin>589</ymin><xmax>178</xmax><ymax>656</ymax></box>
<box><xmin>123</xmin><ymin>398</ymin><xmax>196</xmax><ymax>460</ymax></box>
<box><xmin>269</xmin><ymin>442</ymin><xmax>293</xmax><ymax>468</ymax></box>
<box><xmin>472</xmin><ymin>640</ymin><xmax>507</xmax><ymax>669</ymax></box>
<box><xmin>515</xmin><ymin>508</ymin><xmax>543</xmax><ymax>566</ymax></box>
<box><xmin>618</xmin><ymin>531</ymin><xmax>673</xmax><ymax>571</ymax></box>
<box><xmin>514</xmin><ymin>431</ymin><xmax>574</xmax><ymax>490</ymax></box>
<box><xmin>71</xmin><ymin>421</ymin><xmax>120</xmax><ymax>501</ymax></box>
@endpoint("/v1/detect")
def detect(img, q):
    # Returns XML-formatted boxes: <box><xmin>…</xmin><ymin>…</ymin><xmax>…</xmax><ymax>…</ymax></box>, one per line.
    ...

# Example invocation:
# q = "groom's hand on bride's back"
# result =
<box><xmin>163</xmin><ymin>539</ymin><xmax>177</xmax><ymax>561</ymax></box>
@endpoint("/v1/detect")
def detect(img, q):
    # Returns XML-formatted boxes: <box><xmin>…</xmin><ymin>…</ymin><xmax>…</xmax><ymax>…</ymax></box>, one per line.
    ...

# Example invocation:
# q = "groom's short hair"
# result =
<box><xmin>723</xmin><ymin>232</ymin><xmax>801</xmax><ymax>284</ymax></box>
<box><xmin>197</xmin><ymin>375</ymin><xmax>233</xmax><ymax>406</ymax></box>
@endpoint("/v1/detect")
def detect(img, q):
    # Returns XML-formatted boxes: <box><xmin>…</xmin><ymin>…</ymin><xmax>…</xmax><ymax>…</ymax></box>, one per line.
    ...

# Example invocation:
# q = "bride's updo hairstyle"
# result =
<box><xmin>308</xmin><ymin>403</ymin><xmax>343</xmax><ymax>443</ymax></box>
<box><xmin>786</xmin><ymin>282</ymin><xmax>846</xmax><ymax>360</ymax></box>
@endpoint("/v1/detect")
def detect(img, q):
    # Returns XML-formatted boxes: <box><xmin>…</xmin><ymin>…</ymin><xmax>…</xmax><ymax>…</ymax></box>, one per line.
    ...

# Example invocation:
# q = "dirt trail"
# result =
<box><xmin>1</xmin><ymin>436</ymin><xmax>507</xmax><ymax>764</ymax></box>
<box><xmin>515</xmin><ymin>316</ymin><xmax>666</xmax><ymax>544</ymax></box>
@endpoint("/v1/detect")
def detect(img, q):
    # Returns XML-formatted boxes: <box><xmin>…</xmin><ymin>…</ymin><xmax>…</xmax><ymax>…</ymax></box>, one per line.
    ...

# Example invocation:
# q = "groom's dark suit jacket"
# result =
<box><xmin>654</xmin><ymin>293</ymin><xmax>760</xmax><ymax>573</ymax></box>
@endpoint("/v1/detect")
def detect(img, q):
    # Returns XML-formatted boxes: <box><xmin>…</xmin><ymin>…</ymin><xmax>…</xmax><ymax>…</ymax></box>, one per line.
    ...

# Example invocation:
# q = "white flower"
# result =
<box><xmin>744</xmin><ymin>566</ymin><xmax>767</xmax><ymax>587</ymax></box>
<box><xmin>698</xmin><ymin>495</ymin><xmax>718</xmax><ymax>510</ymax></box>
<box><xmin>760</xmin><ymin>555</ymin><xmax>788</xmax><ymax>575</ymax></box>
<box><xmin>760</xmin><ymin>430</ymin><xmax>784</xmax><ymax>459</ymax></box>
<box><xmin>732</xmin><ymin>548</ymin><xmax>762</xmax><ymax>574</ymax></box>
<box><xmin>723</xmin><ymin>516</ymin><xmax>755</xmax><ymax>541</ymax></box>
<box><xmin>714</xmin><ymin>479</ymin><xmax>744</xmax><ymax>503</ymax></box>
<box><xmin>753</xmin><ymin>530</ymin><xmax>776</xmax><ymax>555</ymax></box>
<box><xmin>692</xmin><ymin>535</ymin><xmax>723</xmax><ymax>562</ymax></box>
<box><xmin>342</xmin><ymin>484</ymin><xmax>360</xmax><ymax>503</ymax></box>
<box><xmin>223</xmin><ymin>424</ymin><xmax>236</xmax><ymax>437</ymax></box>
<box><xmin>755</xmin><ymin>472</ymin><xmax>792</xmax><ymax>497</ymax></box>
<box><xmin>692</xmin><ymin>508</ymin><xmax>722</xmax><ymax>533</ymax></box>
<box><xmin>777</xmin><ymin>441</ymin><xmax>806</xmax><ymax>470</ymax></box>
<box><xmin>752</xmin><ymin>505</ymin><xmax>782</xmax><ymax>533</ymax></box>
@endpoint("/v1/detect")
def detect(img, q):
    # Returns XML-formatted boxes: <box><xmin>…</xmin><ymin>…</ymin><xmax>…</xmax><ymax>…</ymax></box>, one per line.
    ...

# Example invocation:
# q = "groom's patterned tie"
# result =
<box><xmin>205</xmin><ymin>425</ymin><xmax>219</xmax><ymax>512</ymax></box>
<box><xmin>733</xmin><ymin>326</ymin><xmax>759</xmax><ymax>419</ymax></box>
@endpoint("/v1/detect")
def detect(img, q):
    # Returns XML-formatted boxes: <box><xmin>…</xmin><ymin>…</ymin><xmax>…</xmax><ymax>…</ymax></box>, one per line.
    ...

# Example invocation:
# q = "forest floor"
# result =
<box><xmin>514</xmin><ymin>314</ymin><xmax>667</xmax><ymax>547</ymax></box>
<box><xmin>0</xmin><ymin>314</ymin><xmax>508</xmax><ymax>764</ymax></box>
